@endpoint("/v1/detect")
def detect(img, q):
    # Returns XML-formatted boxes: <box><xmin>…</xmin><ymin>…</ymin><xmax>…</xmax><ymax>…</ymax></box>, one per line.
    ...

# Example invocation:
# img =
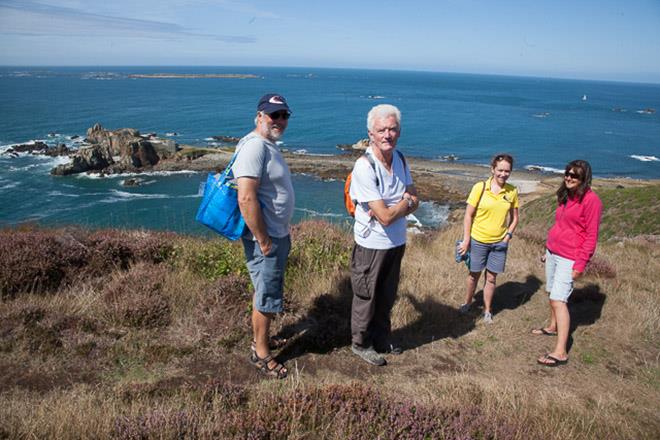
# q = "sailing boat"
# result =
<box><xmin>581</xmin><ymin>94</ymin><xmax>587</xmax><ymax>101</ymax></box>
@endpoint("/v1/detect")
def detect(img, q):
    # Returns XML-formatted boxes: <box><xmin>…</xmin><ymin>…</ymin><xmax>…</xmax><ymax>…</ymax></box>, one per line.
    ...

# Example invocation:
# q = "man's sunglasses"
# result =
<box><xmin>268</xmin><ymin>111</ymin><xmax>291</xmax><ymax>120</ymax></box>
<box><xmin>564</xmin><ymin>171</ymin><xmax>582</xmax><ymax>180</ymax></box>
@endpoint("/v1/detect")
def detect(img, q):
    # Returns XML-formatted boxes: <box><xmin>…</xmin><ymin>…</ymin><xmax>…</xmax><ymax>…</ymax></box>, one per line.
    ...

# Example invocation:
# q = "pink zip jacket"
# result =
<box><xmin>546</xmin><ymin>188</ymin><xmax>603</xmax><ymax>273</ymax></box>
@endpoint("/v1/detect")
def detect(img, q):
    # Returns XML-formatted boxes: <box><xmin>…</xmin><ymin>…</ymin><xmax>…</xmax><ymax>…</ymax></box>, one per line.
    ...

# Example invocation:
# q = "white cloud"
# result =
<box><xmin>0</xmin><ymin>0</ymin><xmax>255</xmax><ymax>42</ymax></box>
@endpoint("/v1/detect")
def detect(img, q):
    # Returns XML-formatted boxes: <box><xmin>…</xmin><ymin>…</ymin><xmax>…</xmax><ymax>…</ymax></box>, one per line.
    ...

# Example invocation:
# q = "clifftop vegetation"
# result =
<box><xmin>0</xmin><ymin>184</ymin><xmax>658</xmax><ymax>439</ymax></box>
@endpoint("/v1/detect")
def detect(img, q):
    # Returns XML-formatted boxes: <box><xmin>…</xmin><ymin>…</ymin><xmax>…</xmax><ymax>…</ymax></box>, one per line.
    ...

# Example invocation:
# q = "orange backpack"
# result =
<box><xmin>344</xmin><ymin>151</ymin><xmax>406</xmax><ymax>217</ymax></box>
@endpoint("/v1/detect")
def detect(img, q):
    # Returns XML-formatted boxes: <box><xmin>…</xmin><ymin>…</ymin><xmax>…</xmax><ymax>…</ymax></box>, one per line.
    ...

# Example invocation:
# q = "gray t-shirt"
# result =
<box><xmin>232</xmin><ymin>132</ymin><xmax>295</xmax><ymax>238</ymax></box>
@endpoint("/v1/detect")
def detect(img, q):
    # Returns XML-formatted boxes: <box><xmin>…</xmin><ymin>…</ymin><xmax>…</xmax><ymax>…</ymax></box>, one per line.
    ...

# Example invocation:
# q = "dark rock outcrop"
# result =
<box><xmin>51</xmin><ymin>145</ymin><xmax>114</xmax><ymax>176</ymax></box>
<box><xmin>5</xmin><ymin>141</ymin><xmax>49</xmax><ymax>154</ymax></box>
<box><xmin>122</xmin><ymin>178</ymin><xmax>145</xmax><ymax>187</ymax></box>
<box><xmin>86</xmin><ymin>124</ymin><xmax>140</xmax><ymax>157</ymax></box>
<box><xmin>44</xmin><ymin>143</ymin><xmax>71</xmax><ymax>157</ymax></box>
<box><xmin>211</xmin><ymin>135</ymin><xmax>241</xmax><ymax>143</ymax></box>
<box><xmin>51</xmin><ymin>123</ymin><xmax>172</xmax><ymax>175</ymax></box>
<box><xmin>119</xmin><ymin>140</ymin><xmax>159</xmax><ymax>168</ymax></box>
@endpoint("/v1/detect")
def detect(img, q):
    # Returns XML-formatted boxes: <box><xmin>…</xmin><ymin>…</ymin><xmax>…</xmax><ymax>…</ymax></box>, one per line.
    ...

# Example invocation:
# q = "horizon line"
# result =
<box><xmin>1</xmin><ymin>64</ymin><xmax>659</xmax><ymax>86</ymax></box>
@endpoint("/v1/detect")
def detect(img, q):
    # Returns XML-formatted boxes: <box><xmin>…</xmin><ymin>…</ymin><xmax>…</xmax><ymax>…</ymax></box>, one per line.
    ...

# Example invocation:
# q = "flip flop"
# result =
<box><xmin>531</xmin><ymin>328</ymin><xmax>557</xmax><ymax>336</ymax></box>
<box><xmin>537</xmin><ymin>354</ymin><xmax>568</xmax><ymax>367</ymax></box>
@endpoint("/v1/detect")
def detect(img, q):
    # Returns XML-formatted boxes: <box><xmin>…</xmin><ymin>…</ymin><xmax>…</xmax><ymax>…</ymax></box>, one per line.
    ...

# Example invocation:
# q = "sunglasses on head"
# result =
<box><xmin>267</xmin><ymin>111</ymin><xmax>290</xmax><ymax>120</ymax></box>
<box><xmin>564</xmin><ymin>171</ymin><xmax>582</xmax><ymax>180</ymax></box>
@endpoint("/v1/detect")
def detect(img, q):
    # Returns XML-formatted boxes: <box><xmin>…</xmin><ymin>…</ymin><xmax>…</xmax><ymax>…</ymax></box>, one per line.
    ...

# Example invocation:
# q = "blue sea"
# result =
<box><xmin>1</xmin><ymin>66</ymin><xmax>658</xmax><ymax>235</ymax></box>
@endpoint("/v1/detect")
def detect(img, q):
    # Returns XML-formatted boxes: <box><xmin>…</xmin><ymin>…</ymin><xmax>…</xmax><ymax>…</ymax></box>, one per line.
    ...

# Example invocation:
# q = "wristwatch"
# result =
<box><xmin>505</xmin><ymin>232</ymin><xmax>513</xmax><ymax>239</ymax></box>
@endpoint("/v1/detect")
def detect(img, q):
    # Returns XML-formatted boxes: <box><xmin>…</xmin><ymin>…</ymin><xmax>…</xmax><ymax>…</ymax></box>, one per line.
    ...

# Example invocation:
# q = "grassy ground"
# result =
<box><xmin>0</xmin><ymin>184</ymin><xmax>658</xmax><ymax>439</ymax></box>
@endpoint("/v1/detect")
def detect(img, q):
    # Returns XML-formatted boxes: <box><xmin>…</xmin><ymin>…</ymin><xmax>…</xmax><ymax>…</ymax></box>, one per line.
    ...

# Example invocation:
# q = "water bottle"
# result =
<box><xmin>455</xmin><ymin>240</ymin><xmax>464</xmax><ymax>263</ymax></box>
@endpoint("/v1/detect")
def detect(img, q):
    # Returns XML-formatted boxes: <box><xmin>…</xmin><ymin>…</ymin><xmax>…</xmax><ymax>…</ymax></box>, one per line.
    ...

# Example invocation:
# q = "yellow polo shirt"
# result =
<box><xmin>467</xmin><ymin>177</ymin><xmax>519</xmax><ymax>243</ymax></box>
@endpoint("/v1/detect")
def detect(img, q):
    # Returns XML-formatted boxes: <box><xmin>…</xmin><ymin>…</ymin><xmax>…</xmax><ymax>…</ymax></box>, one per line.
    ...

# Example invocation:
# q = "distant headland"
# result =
<box><xmin>127</xmin><ymin>73</ymin><xmax>259</xmax><ymax>79</ymax></box>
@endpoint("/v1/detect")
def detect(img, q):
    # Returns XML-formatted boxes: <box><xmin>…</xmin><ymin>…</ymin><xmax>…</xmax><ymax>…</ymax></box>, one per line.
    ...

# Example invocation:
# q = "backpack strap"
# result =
<box><xmin>475</xmin><ymin>180</ymin><xmax>486</xmax><ymax>210</ymax></box>
<box><xmin>362</xmin><ymin>151</ymin><xmax>379</xmax><ymax>187</ymax></box>
<box><xmin>363</xmin><ymin>150</ymin><xmax>406</xmax><ymax>187</ymax></box>
<box><xmin>396</xmin><ymin>150</ymin><xmax>407</xmax><ymax>171</ymax></box>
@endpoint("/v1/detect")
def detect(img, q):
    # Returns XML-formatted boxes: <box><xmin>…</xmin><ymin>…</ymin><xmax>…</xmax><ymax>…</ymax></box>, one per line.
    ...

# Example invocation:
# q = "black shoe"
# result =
<box><xmin>375</xmin><ymin>343</ymin><xmax>403</xmax><ymax>355</ymax></box>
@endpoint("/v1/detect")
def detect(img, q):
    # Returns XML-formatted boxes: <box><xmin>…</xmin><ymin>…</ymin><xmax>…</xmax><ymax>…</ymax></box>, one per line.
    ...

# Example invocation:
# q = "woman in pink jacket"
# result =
<box><xmin>535</xmin><ymin>160</ymin><xmax>602</xmax><ymax>367</ymax></box>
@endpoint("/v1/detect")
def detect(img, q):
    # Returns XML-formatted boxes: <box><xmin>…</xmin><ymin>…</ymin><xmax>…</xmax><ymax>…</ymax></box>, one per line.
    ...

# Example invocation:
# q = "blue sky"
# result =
<box><xmin>1</xmin><ymin>0</ymin><xmax>659</xmax><ymax>83</ymax></box>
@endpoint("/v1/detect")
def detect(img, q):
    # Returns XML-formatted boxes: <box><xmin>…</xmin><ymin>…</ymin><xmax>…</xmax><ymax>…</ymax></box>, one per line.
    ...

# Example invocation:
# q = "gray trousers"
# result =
<box><xmin>350</xmin><ymin>243</ymin><xmax>406</xmax><ymax>349</ymax></box>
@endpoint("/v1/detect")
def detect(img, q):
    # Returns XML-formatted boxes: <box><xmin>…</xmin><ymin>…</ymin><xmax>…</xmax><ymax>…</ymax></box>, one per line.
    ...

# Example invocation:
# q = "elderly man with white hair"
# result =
<box><xmin>348</xmin><ymin>104</ymin><xmax>419</xmax><ymax>366</ymax></box>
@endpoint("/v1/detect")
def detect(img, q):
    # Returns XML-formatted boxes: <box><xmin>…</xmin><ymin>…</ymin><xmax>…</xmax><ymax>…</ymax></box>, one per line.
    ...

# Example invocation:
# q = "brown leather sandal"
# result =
<box><xmin>253</xmin><ymin>353</ymin><xmax>288</xmax><ymax>379</ymax></box>
<box><xmin>250</xmin><ymin>336</ymin><xmax>289</xmax><ymax>362</ymax></box>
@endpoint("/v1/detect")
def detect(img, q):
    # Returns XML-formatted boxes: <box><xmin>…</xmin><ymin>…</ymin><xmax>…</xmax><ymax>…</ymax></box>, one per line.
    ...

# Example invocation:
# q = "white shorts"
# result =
<box><xmin>545</xmin><ymin>249</ymin><xmax>574</xmax><ymax>303</ymax></box>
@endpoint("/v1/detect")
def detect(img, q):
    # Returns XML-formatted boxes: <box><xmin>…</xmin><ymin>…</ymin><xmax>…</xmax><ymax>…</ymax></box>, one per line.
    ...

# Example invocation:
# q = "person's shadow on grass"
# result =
<box><xmin>469</xmin><ymin>274</ymin><xmax>542</xmax><ymax>318</ymax></box>
<box><xmin>389</xmin><ymin>293</ymin><xmax>476</xmax><ymax>351</ymax></box>
<box><xmin>276</xmin><ymin>275</ymin><xmax>354</xmax><ymax>363</ymax></box>
<box><xmin>566</xmin><ymin>283</ymin><xmax>607</xmax><ymax>352</ymax></box>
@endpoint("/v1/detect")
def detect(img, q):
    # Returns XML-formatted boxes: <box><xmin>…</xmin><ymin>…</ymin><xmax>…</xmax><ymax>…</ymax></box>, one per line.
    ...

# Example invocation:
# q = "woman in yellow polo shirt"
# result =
<box><xmin>457</xmin><ymin>153</ymin><xmax>519</xmax><ymax>323</ymax></box>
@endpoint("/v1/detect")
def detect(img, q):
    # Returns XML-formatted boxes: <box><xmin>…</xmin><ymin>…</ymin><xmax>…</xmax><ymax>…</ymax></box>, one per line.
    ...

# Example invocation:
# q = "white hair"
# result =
<box><xmin>367</xmin><ymin>104</ymin><xmax>401</xmax><ymax>131</ymax></box>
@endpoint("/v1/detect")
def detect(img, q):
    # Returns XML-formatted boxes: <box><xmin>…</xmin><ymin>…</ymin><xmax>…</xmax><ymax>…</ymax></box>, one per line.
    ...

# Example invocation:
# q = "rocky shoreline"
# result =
<box><xmin>3</xmin><ymin>124</ymin><xmax>655</xmax><ymax>207</ymax></box>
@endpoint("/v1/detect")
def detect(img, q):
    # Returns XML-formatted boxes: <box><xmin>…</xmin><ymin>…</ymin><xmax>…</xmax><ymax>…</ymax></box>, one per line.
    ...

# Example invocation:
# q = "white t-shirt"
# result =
<box><xmin>232</xmin><ymin>132</ymin><xmax>295</xmax><ymax>238</ymax></box>
<box><xmin>349</xmin><ymin>147</ymin><xmax>413</xmax><ymax>249</ymax></box>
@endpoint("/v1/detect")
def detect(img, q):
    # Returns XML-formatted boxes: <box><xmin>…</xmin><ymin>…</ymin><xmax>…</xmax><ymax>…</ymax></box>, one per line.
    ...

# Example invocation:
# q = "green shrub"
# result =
<box><xmin>287</xmin><ymin>220</ymin><xmax>352</xmax><ymax>282</ymax></box>
<box><xmin>172</xmin><ymin>239</ymin><xmax>247</xmax><ymax>281</ymax></box>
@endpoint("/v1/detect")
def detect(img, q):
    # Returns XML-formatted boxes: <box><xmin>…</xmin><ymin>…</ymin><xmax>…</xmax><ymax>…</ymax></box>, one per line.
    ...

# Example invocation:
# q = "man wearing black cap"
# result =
<box><xmin>233</xmin><ymin>93</ymin><xmax>295</xmax><ymax>379</ymax></box>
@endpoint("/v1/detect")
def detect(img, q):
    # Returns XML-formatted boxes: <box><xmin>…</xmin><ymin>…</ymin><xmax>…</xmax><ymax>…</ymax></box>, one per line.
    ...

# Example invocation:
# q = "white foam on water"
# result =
<box><xmin>415</xmin><ymin>201</ymin><xmax>450</xmax><ymax>228</ymax></box>
<box><xmin>0</xmin><ymin>179</ymin><xmax>19</xmax><ymax>190</ymax></box>
<box><xmin>8</xmin><ymin>163</ymin><xmax>41</xmax><ymax>172</ymax></box>
<box><xmin>47</xmin><ymin>190</ymin><xmax>79</xmax><ymax>198</ymax></box>
<box><xmin>98</xmin><ymin>190</ymin><xmax>173</xmax><ymax>203</ymax></box>
<box><xmin>30</xmin><ymin>154</ymin><xmax>72</xmax><ymax>168</ymax></box>
<box><xmin>524</xmin><ymin>164</ymin><xmax>564</xmax><ymax>174</ymax></box>
<box><xmin>630</xmin><ymin>155</ymin><xmax>659</xmax><ymax>162</ymax></box>
<box><xmin>295</xmin><ymin>207</ymin><xmax>346</xmax><ymax>218</ymax></box>
<box><xmin>79</xmin><ymin>169</ymin><xmax>197</xmax><ymax>180</ymax></box>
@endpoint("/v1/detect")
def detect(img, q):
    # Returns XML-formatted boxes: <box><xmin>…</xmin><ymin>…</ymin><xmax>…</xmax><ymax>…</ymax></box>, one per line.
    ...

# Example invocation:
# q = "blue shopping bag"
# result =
<box><xmin>195</xmin><ymin>154</ymin><xmax>246</xmax><ymax>240</ymax></box>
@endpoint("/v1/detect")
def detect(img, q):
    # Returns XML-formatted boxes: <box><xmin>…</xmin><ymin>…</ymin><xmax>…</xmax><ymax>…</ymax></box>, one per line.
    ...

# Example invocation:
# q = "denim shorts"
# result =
<box><xmin>242</xmin><ymin>235</ymin><xmax>291</xmax><ymax>314</ymax></box>
<box><xmin>545</xmin><ymin>249</ymin><xmax>574</xmax><ymax>302</ymax></box>
<box><xmin>468</xmin><ymin>238</ymin><xmax>509</xmax><ymax>273</ymax></box>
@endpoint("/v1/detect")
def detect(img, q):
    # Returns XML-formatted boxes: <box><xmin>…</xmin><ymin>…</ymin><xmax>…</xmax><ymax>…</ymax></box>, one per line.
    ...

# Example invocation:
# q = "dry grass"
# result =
<box><xmin>0</xmin><ymin>218</ymin><xmax>658</xmax><ymax>439</ymax></box>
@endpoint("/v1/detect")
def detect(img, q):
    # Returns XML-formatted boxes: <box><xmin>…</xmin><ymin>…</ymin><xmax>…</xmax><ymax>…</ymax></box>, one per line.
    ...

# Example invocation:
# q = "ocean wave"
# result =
<box><xmin>0</xmin><ymin>180</ymin><xmax>19</xmax><ymax>190</ymax></box>
<box><xmin>8</xmin><ymin>164</ymin><xmax>42</xmax><ymax>172</ymax></box>
<box><xmin>290</xmin><ymin>150</ymin><xmax>336</xmax><ymax>157</ymax></box>
<box><xmin>295</xmin><ymin>208</ymin><xmax>346</xmax><ymax>218</ymax></box>
<box><xmin>79</xmin><ymin>170</ymin><xmax>198</xmax><ymax>179</ymax></box>
<box><xmin>415</xmin><ymin>201</ymin><xmax>450</xmax><ymax>228</ymax></box>
<box><xmin>524</xmin><ymin>164</ymin><xmax>564</xmax><ymax>174</ymax></box>
<box><xmin>630</xmin><ymin>155</ymin><xmax>659</xmax><ymax>162</ymax></box>
<box><xmin>98</xmin><ymin>190</ymin><xmax>173</xmax><ymax>203</ymax></box>
<box><xmin>47</xmin><ymin>190</ymin><xmax>80</xmax><ymax>198</ymax></box>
